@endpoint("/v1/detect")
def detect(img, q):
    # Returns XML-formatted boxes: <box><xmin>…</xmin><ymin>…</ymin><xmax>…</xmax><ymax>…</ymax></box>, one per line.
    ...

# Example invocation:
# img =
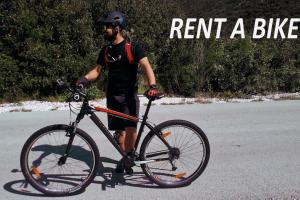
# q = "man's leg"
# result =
<box><xmin>115</xmin><ymin>127</ymin><xmax>136</xmax><ymax>174</ymax></box>
<box><xmin>115</xmin><ymin>130</ymin><xmax>126</xmax><ymax>151</ymax></box>
<box><xmin>116</xmin><ymin>127</ymin><xmax>137</xmax><ymax>152</ymax></box>
<box><xmin>124</xmin><ymin>127</ymin><xmax>137</xmax><ymax>153</ymax></box>
<box><xmin>115</xmin><ymin>127</ymin><xmax>137</xmax><ymax>154</ymax></box>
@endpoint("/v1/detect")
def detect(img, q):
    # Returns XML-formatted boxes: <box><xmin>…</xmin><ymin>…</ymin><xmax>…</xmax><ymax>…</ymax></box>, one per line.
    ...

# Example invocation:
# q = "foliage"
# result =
<box><xmin>0</xmin><ymin>0</ymin><xmax>299</xmax><ymax>102</ymax></box>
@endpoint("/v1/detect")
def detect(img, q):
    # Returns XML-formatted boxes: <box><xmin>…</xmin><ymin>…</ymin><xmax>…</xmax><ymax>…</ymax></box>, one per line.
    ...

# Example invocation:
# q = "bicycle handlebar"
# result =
<box><xmin>56</xmin><ymin>79</ymin><xmax>165</xmax><ymax>103</ymax></box>
<box><xmin>57</xmin><ymin>79</ymin><xmax>88</xmax><ymax>102</ymax></box>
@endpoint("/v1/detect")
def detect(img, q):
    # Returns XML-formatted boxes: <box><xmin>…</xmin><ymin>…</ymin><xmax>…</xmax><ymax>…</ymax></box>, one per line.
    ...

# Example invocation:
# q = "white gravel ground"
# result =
<box><xmin>0</xmin><ymin>92</ymin><xmax>299</xmax><ymax>113</ymax></box>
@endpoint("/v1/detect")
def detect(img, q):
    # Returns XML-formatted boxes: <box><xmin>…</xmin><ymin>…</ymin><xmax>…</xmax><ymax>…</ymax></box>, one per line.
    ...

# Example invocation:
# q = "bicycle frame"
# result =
<box><xmin>67</xmin><ymin>98</ymin><xmax>172</xmax><ymax>161</ymax></box>
<box><xmin>21</xmin><ymin>80</ymin><xmax>209</xmax><ymax>196</ymax></box>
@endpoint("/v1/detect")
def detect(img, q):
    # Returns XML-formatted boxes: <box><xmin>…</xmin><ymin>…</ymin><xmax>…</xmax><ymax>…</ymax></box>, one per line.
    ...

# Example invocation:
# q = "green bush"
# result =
<box><xmin>0</xmin><ymin>0</ymin><xmax>299</xmax><ymax>102</ymax></box>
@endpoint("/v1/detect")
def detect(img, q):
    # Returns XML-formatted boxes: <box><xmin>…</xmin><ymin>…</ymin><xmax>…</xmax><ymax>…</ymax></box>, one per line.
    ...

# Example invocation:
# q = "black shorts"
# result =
<box><xmin>106</xmin><ymin>94</ymin><xmax>140</xmax><ymax>131</ymax></box>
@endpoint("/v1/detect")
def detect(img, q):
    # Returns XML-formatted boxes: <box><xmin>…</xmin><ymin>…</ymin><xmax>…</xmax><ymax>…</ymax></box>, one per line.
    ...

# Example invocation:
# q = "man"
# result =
<box><xmin>77</xmin><ymin>11</ymin><xmax>158</xmax><ymax>173</ymax></box>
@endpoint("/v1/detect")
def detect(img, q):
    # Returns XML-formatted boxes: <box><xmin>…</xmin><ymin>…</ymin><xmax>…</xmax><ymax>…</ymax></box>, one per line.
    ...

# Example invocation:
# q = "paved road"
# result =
<box><xmin>1</xmin><ymin>100</ymin><xmax>300</xmax><ymax>200</ymax></box>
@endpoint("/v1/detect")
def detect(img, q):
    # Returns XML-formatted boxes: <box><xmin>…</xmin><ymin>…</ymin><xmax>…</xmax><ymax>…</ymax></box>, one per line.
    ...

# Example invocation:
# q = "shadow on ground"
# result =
<box><xmin>3</xmin><ymin>157</ymin><xmax>164</xmax><ymax>197</ymax></box>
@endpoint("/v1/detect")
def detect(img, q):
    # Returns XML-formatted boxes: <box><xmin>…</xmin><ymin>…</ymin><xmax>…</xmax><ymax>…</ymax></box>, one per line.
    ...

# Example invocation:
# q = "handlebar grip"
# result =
<box><xmin>56</xmin><ymin>78</ymin><xmax>88</xmax><ymax>102</ymax></box>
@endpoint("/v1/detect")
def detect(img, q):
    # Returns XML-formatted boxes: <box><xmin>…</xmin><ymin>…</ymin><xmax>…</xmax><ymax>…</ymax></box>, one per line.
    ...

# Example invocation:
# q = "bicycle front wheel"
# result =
<box><xmin>140</xmin><ymin>120</ymin><xmax>210</xmax><ymax>187</ymax></box>
<box><xmin>20</xmin><ymin>124</ymin><xmax>100</xmax><ymax>196</ymax></box>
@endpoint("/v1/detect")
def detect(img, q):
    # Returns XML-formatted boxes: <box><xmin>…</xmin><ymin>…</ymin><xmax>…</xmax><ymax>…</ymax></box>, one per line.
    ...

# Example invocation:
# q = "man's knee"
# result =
<box><xmin>125</xmin><ymin>127</ymin><xmax>137</xmax><ymax>134</ymax></box>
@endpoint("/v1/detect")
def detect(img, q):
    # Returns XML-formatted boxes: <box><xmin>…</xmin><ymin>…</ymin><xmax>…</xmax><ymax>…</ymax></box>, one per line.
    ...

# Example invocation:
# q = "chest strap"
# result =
<box><xmin>104</xmin><ymin>42</ymin><xmax>134</xmax><ymax>68</ymax></box>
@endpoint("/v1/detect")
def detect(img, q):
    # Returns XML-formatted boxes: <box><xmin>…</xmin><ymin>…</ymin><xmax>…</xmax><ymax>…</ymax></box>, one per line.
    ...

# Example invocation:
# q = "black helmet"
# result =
<box><xmin>97</xmin><ymin>11</ymin><xmax>126</xmax><ymax>29</ymax></box>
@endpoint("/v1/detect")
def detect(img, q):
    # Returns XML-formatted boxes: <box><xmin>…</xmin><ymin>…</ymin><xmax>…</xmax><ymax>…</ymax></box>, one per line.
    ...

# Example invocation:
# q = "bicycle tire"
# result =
<box><xmin>20</xmin><ymin>124</ymin><xmax>100</xmax><ymax>196</ymax></box>
<box><xmin>140</xmin><ymin>120</ymin><xmax>210</xmax><ymax>188</ymax></box>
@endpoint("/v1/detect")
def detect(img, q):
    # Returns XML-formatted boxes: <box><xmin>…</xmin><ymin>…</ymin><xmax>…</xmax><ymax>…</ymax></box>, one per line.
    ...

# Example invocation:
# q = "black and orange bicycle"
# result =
<box><xmin>20</xmin><ymin>79</ymin><xmax>210</xmax><ymax>196</ymax></box>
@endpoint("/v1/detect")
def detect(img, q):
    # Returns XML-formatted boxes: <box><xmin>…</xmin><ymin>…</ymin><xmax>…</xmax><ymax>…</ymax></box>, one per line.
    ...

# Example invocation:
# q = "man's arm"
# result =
<box><xmin>139</xmin><ymin>57</ymin><xmax>156</xmax><ymax>86</ymax></box>
<box><xmin>84</xmin><ymin>64</ymin><xmax>102</xmax><ymax>81</ymax></box>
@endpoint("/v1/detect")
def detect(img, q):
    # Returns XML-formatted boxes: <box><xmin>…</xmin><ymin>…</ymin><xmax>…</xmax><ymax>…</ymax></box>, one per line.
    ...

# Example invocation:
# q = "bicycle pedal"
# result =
<box><xmin>125</xmin><ymin>167</ymin><xmax>133</xmax><ymax>175</ymax></box>
<box><xmin>115</xmin><ymin>159</ymin><xmax>125</xmax><ymax>174</ymax></box>
<box><xmin>115</xmin><ymin>167</ymin><xmax>125</xmax><ymax>174</ymax></box>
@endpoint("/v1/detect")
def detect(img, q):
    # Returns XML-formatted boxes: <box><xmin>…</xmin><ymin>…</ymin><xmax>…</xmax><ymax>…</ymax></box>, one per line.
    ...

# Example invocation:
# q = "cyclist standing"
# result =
<box><xmin>77</xmin><ymin>11</ymin><xmax>158</xmax><ymax>173</ymax></box>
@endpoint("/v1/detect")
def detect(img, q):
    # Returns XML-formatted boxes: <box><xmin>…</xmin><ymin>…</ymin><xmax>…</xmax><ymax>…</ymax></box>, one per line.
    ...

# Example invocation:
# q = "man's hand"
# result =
<box><xmin>145</xmin><ymin>84</ymin><xmax>158</xmax><ymax>98</ymax></box>
<box><xmin>76</xmin><ymin>77</ymin><xmax>89</xmax><ymax>88</ymax></box>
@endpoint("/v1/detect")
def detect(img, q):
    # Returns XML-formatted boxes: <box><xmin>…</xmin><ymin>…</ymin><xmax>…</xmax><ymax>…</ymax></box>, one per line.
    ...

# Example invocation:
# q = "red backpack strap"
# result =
<box><xmin>125</xmin><ymin>42</ymin><xmax>134</xmax><ymax>64</ymax></box>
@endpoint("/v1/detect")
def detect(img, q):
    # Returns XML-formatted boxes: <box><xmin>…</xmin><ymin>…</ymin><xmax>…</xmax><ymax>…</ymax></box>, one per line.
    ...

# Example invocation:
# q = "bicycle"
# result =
<box><xmin>20</xmin><ymin>79</ymin><xmax>210</xmax><ymax>196</ymax></box>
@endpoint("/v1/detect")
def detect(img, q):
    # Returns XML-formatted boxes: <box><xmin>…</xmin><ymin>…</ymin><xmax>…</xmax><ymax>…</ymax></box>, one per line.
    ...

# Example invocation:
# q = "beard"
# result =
<box><xmin>103</xmin><ymin>29</ymin><xmax>118</xmax><ymax>42</ymax></box>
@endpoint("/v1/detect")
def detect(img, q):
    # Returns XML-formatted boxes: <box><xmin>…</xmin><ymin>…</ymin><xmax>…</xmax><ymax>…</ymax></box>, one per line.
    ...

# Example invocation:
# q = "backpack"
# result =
<box><xmin>103</xmin><ymin>42</ymin><xmax>134</xmax><ymax>68</ymax></box>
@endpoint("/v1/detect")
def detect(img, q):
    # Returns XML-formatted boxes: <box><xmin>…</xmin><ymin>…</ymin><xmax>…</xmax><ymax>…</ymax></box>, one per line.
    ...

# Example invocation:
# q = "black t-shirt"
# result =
<box><xmin>97</xmin><ymin>40</ymin><xmax>146</xmax><ymax>95</ymax></box>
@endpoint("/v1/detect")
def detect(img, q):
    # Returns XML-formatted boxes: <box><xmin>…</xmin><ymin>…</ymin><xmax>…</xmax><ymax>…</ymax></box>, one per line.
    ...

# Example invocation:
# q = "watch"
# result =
<box><xmin>150</xmin><ymin>84</ymin><xmax>157</xmax><ymax>89</ymax></box>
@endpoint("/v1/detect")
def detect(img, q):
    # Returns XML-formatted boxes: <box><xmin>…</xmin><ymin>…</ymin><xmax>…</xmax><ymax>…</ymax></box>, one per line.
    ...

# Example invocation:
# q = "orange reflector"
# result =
<box><xmin>162</xmin><ymin>131</ymin><xmax>171</xmax><ymax>138</ymax></box>
<box><xmin>154</xmin><ymin>175</ymin><xmax>161</xmax><ymax>181</ymax></box>
<box><xmin>175</xmin><ymin>173</ymin><xmax>186</xmax><ymax>179</ymax></box>
<box><xmin>31</xmin><ymin>166</ymin><xmax>41</xmax><ymax>177</ymax></box>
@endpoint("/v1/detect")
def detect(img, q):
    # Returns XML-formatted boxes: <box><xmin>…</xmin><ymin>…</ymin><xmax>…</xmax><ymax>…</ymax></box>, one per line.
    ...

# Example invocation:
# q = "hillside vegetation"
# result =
<box><xmin>0</xmin><ymin>0</ymin><xmax>299</xmax><ymax>102</ymax></box>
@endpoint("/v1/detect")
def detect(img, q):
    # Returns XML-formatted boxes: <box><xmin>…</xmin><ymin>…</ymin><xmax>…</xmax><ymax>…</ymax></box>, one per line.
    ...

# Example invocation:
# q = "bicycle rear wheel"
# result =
<box><xmin>20</xmin><ymin>124</ymin><xmax>100</xmax><ymax>196</ymax></box>
<box><xmin>140</xmin><ymin>120</ymin><xmax>210</xmax><ymax>187</ymax></box>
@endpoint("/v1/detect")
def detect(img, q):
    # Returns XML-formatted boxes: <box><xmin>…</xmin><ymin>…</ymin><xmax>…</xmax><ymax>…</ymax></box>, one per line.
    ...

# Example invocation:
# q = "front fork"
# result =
<box><xmin>57</xmin><ymin>121</ymin><xmax>78</xmax><ymax>165</ymax></box>
<box><xmin>58</xmin><ymin>109</ymin><xmax>85</xmax><ymax>165</ymax></box>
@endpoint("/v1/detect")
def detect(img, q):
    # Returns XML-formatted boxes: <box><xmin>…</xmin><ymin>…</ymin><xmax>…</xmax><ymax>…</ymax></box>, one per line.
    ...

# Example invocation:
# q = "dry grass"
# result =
<box><xmin>195</xmin><ymin>97</ymin><xmax>212</xmax><ymax>104</ymax></box>
<box><xmin>273</xmin><ymin>95</ymin><xmax>300</xmax><ymax>101</ymax></box>
<box><xmin>9</xmin><ymin>108</ymin><xmax>32</xmax><ymax>112</ymax></box>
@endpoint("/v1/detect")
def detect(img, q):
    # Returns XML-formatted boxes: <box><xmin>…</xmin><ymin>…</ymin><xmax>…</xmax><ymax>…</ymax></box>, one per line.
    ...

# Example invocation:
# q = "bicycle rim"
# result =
<box><xmin>142</xmin><ymin>124</ymin><xmax>208</xmax><ymax>187</ymax></box>
<box><xmin>23</xmin><ymin>130</ymin><xmax>97</xmax><ymax>194</ymax></box>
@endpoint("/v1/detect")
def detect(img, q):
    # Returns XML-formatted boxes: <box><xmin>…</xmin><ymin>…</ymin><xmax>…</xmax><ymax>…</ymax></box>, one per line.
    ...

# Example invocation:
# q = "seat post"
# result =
<box><xmin>134</xmin><ymin>99</ymin><xmax>153</xmax><ymax>151</ymax></box>
<box><xmin>143</xmin><ymin>98</ymin><xmax>154</xmax><ymax>120</ymax></box>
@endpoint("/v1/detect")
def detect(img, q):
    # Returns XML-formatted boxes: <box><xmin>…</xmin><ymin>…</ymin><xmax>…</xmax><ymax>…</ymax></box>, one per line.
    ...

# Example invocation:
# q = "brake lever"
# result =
<box><xmin>74</xmin><ymin>87</ymin><xmax>87</xmax><ymax>98</ymax></box>
<box><xmin>56</xmin><ymin>78</ymin><xmax>88</xmax><ymax>102</ymax></box>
